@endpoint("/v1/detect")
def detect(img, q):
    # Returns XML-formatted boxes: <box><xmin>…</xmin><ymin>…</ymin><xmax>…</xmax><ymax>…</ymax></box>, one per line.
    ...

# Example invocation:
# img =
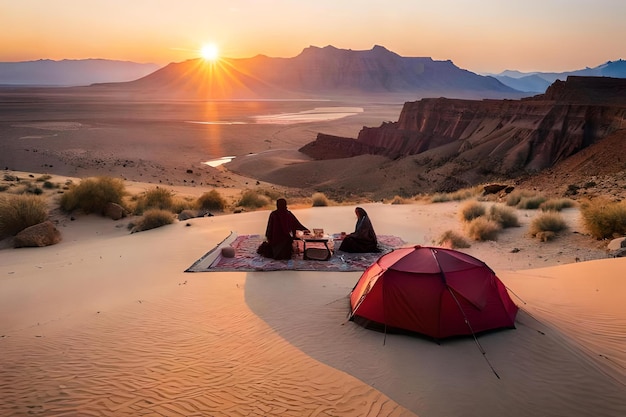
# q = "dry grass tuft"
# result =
<box><xmin>59</xmin><ymin>176</ymin><xmax>126</xmax><ymax>214</ymax></box>
<box><xmin>465</xmin><ymin>217</ymin><xmax>501</xmax><ymax>241</ymax></box>
<box><xmin>528</xmin><ymin>212</ymin><xmax>568</xmax><ymax>239</ymax></box>
<box><xmin>459</xmin><ymin>200</ymin><xmax>486</xmax><ymax>222</ymax></box>
<box><xmin>488</xmin><ymin>204</ymin><xmax>520</xmax><ymax>228</ymax></box>
<box><xmin>579</xmin><ymin>198</ymin><xmax>626</xmax><ymax>239</ymax></box>
<box><xmin>437</xmin><ymin>230</ymin><xmax>471</xmax><ymax>248</ymax></box>
<box><xmin>133</xmin><ymin>209</ymin><xmax>175</xmax><ymax>232</ymax></box>
<box><xmin>0</xmin><ymin>194</ymin><xmax>48</xmax><ymax>237</ymax></box>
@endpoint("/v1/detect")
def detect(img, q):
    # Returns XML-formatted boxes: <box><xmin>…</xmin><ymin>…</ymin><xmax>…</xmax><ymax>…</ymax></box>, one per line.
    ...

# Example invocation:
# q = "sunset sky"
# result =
<box><xmin>1</xmin><ymin>0</ymin><xmax>624</xmax><ymax>73</ymax></box>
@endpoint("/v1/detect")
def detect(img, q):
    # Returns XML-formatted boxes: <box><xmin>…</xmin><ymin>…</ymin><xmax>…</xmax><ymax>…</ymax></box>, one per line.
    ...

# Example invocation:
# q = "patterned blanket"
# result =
<box><xmin>185</xmin><ymin>233</ymin><xmax>406</xmax><ymax>272</ymax></box>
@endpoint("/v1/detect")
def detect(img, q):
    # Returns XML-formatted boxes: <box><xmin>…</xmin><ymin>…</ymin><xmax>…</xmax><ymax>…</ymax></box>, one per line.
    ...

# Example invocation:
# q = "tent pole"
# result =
<box><xmin>504</xmin><ymin>284</ymin><xmax>527</xmax><ymax>305</ymax></box>
<box><xmin>430</xmin><ymin>248</ymin><xmax>500</xmax><ymax>378</ymax></box>
<box><xmin>447</xmin><ymin>288</ymin><xmax>501</xmax><ymax>379</ymax></box>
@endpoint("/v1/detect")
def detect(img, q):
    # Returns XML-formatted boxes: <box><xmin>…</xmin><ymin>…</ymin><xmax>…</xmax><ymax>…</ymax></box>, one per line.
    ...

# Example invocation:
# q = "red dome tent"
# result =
<box><xmin>349</xmin><ymin>245</ymin><xmax>519</xmax><ymax>340</ymax></box>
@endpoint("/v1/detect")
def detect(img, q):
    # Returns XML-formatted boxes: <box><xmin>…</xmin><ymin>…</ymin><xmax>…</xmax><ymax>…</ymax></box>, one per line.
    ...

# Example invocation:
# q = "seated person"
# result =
<box><xmin>338</xmin><ymin>207</ymin><xmax>379</xmax><ymax>253</ymax></box>
<box><xmin>257</xmin><ymin>198</ymin><xmax>309</xmax><ymax>260</ymax></box>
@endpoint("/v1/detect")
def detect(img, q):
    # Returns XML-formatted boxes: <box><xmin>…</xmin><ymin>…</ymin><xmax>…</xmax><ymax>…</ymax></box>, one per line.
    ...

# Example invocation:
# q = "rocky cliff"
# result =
<box><xmin>301</xmin><ymin>77</ymin><xmax>626</xmax><ymax>177</ymax></box>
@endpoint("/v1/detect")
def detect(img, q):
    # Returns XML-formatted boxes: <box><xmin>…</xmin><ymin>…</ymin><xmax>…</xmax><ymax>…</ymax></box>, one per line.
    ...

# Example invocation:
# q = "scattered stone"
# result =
<box><xmin>14</xmin><ymin>221</ymin><xmax>62</xmax><ymax>248</ymax></box>
<box><xmin>511</xmin><ymin>247</ymin><xmax>520</xmax><ymax>253</ymax></box>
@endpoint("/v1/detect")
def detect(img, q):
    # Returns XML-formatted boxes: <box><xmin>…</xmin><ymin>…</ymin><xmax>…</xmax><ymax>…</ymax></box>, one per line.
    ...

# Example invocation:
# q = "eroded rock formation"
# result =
<box><xmin>300</xmin><ymin>77</ymin><xmax>626</xmax><ymax>176</ymax></box>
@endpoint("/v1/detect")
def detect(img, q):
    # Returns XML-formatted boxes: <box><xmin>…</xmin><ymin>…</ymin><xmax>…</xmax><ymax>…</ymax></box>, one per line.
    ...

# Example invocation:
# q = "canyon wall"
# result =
<box><xmin>301</xmin><ymin>77</ymin><xmax>626</xmax><ymax>175</ymax></box>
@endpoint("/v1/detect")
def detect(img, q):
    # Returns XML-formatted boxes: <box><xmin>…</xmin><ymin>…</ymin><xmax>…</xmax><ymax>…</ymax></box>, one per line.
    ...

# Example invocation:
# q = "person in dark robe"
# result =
<box><xmin>338</xmin><ymin>207</ymin><xmax>379</xmax><ymax>253</ymax></box>
<box><xmin>257</xmin><ymin>198</ymin><xmax>309</xmax><ymax>260</ymax></box>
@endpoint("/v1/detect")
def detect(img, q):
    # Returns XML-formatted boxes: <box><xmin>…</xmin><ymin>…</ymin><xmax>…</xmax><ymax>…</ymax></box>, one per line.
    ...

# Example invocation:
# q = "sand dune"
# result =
<box><xmin>1</xmin><ymin>202</ymin><xmax>624</xmax><ymax>416</ymax></box>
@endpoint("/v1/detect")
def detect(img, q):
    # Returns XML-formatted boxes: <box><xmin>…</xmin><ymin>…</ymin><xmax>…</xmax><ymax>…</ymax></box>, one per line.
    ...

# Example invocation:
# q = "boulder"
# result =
<box><xmin>104</xmin><ymin>202</ymin><xmax>127</xmax><ymax>220</ymax></box>
<box><xmin>483</xmin><ymin>184</ymin><xmax>509</xmax><ymax>195</ymax></box>
<box><xmin>607</xmin><ymin>237</ymin><xmax>626</xmax><ymax>251</ymax></box>
<box><xmin>14</xmin><ymin>221</ymin><xmax>61</xmax><ymax>248</ymax></box>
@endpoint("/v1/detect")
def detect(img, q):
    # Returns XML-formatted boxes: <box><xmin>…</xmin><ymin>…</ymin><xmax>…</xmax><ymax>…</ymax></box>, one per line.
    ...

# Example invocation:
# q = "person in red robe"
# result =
<box><xmin>257</xmin><ymin>198</ymin><xmax>309</xmax><ymax>260</ymax></box>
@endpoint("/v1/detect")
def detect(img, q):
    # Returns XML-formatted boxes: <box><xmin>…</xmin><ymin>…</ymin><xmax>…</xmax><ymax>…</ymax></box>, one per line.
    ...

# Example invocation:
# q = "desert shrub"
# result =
<box><xmin>528</xmin><ymin>212</ymin><xmax>567</xmax><ymax>239</ymax></box>
<box><xmin>430</xmin><ymin>193</ymin><xmax>451</xmax><ymax>203</ymax></box>
<box><xmin>0</xmin><ymin>194</ymin><xmax>48</xmax><ymax>236</ymax></box>
<box><xmin>580</xmin><ymin>199</ymin><xmax>626</xmax><ymax>239</ymax></box>
<box><xmin>197</xmin><ymin>189</ymin><xmax>227</xmax><ymax>211</ymax></box>
<box><xmin>42</xmin><ymin>181</ymin><xmax>56</xmax><ymax>189</ymax></box>
<box><xmin>35</xmin><ymin>174</ymin><xmax>52</xmax><ymax>182</ymax></box>
<box><xmin>170</xmin><ymin>196</ymin><xmax>195</xmax><ymax>214</ymax></box>
<box><xmin>505</xmin><ymin>189</ymin><xmax>536</xmax><ymax>207</ymax></box>
<box><xmin>488</xmin><ymin>204</ymin><xmax>520</xmax><ymax>228</ymax></box>
<box><xmin>134</xmin><ymin>209</ymin><xmax>174</xmax><ymax>232</ymax></box>
<box><xmin>465</xmin><ymin>217</ymin><xmax>501</xmax><ymax>241</ymax></box>
<box><xmin>431</xmin><ymin>186</ymin><xmax>482</xmax><ymax>203</ymax></box>
<box><xmin>437</xmin><ymin>230</ymin><xmax>471</xmax><ymax>249</ymax></box>
<box><xmin>0</xmin><ymin>185</ymin><xmax>8</xmax><ymax>192</ymax></box>
<box><xmin>459</xmin><ymin>200</ymin><xmax>486</xmax><ymax>222</ymax></box>
<box><xmin>388</xmin><ymin>195</ymin><xmax>412</xmax><ymax>204</ymax></box>
<box><xmin>517</xmin><ymin>195</ymin><xmax>546</xmax><ymax>210</ymax></box>
<box><xmin>311</xmin><ymin>192</ymin><xmax>330</xmax><ymax>207</ymax></box>
<box><xmin>59</xmin><ymin>176</ymin><xmax>126</xmax><ymax>214</ymax></box>
<box><xmin>540</xmin><ymin>198</ymin><xmax>576</xmax><ymax>212</ymax></box>
<box><xmin>134</xmin><ymin>187</ymin><xmax>174</xmax><ymax>214</ymax></box>
<box><xmin>238</xmin><ymin>190</ymin><xmax>270</xmax><ymax>209</ymax></box>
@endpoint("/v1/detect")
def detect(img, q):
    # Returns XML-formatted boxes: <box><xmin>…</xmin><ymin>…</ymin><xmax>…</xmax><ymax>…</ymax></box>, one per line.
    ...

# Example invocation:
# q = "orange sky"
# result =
<box><xmin>1</xmin><ymin>0</ymin><xmax>624</xmax><ymax>73</ymax></box>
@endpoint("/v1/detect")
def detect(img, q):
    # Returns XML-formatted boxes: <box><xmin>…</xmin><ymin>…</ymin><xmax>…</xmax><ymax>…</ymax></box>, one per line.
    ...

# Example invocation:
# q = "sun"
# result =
<box><xmin>200</xmin><ymin>43</ymin><xmax>220</xmax><ymax>61</ymax></box>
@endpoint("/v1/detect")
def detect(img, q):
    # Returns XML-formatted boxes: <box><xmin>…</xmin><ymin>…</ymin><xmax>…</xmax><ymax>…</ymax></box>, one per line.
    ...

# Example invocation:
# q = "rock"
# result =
<box><xmin>483</xmin><ymin>184</ymin><xmax>509</xmax><ymax>195</ymax></box>
<box><xmin>177</xmin><ymin>210</ymin><xmax>198</xmax><ymax>221</ymax></box>
<box><xmin>221</xmin><ymin>246</ymin><xmax>236</xmax><ymax>258</ymax></box>
<box><xmin>606</xmin><ymin>237</ymin><xmax>626</xmax><ymax>251</ymax></box>
<box><xmin>104</xmin><ymin>202</ymin><xmax>127</xmax><ymax>220</ymax></box>
<box><xmin>612</xmin><ymin>248</ymin><xmax>626</xmax><ymax>258</ymax></box>
<box><xmin>14</xmin><ymin>221</ymin><xmax>61</xmax><ymax>248</ymax></box>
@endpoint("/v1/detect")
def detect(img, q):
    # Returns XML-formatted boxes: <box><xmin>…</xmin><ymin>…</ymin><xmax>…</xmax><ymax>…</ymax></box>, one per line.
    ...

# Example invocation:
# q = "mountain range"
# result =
<box><xmin>491</xmin><ymin>59</ymin><xmax>626</xmax><ymax>93</ymax></box>
<box><xmin>1</xmin><ymin>47</ymin><xmax>624</xmax><ymax>99</ymax></box>
<box><xmin>0</xmin><ymin>59</ymin><xmax>159</xmax><ymax>86</ymax></box>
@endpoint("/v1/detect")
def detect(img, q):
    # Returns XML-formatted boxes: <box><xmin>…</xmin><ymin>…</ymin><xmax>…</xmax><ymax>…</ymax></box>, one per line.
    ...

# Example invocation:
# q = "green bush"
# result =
<box><xmin>437</xmin><ymin>230</ymin><xmax>471</xmax><ymax>249</ymax></box>
<box><xmin>238</xmin><ymin>190</ymin><xmax>270</xmax><ymax>209</ymax></box>
<box><xmin>488</xmin><ymin>204</ymin><xmax>520</xmax><ymax>228</ymax></box>
<box><xmin>197</xmin><ymin>189</ymin><xmax>227</xmax><ymax>211</ymax></box>
<box><xmin>134</xmin><ymin>209</ymin><xmax>174</xmax><ymax>232</ymax></box>
<box><xmin>540</xmin><ymin>198</ymin><xmax>576</xmax><ymax>212</ymax></box>
<box><xmin>465</xmin><ymin>217</ymin><xmax>501</xmax><ymax>241</ymax></box>
<box><xmin>459</xmin><ymin>200</ymin><xmax>486</xmax><ymax>222</ymax></box>
<box><xmin>528</xmin><ymin>212</ymin><xmax>567</xmax><ymax>239</ymax></box>
<box><xmin>580</xmin><ymin>199</ymin><xmax>626</xmax><ymax>239</ymax></box>
<box><xmin>311</xmin><ymin>192</ymin><xmax>330</xmax><ymax>207</ymax></box>
<box><xmin>59</xmin><ymin>176</ymin><xmax>126</xmax><ymax>214</ymax></box>
<box><xmin>0</xmin><ymin>194</ymin><xmax>48</xmax><ymax>237</ymax></box>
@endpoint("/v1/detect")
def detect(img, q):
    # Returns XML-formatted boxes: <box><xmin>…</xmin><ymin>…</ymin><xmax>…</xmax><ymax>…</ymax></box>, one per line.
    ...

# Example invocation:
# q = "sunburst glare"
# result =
<box><xmin>200</xmin><ymin>43</ymin><xmax>219</xmax><ymax>61</ymax></box>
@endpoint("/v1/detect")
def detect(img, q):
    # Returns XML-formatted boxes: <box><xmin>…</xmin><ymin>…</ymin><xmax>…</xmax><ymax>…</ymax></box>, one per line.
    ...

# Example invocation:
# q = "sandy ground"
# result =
<box><xmin>0</xmin><ymin>93</ymin><xmax>624</xmax><ymax>416</ymax></box>
<box><xmin>0</xmin><ymin>194</ymin><xmax>624</xmax><ymax>416</ymax></box>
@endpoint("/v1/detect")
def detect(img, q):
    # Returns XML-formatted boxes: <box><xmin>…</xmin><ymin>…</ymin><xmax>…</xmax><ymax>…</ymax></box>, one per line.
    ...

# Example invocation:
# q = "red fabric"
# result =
<box><xmin>350</xmin><ymin>245</ymin><xmax>518</xmax><ymax>339</ymax></box>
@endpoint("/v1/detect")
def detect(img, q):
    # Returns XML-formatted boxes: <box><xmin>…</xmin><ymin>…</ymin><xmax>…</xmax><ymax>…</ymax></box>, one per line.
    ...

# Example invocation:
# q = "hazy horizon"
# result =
<box><xmin>1</xmin><ymin>1</ymin><xmax>625</xmax><ymax>74</ymax></box>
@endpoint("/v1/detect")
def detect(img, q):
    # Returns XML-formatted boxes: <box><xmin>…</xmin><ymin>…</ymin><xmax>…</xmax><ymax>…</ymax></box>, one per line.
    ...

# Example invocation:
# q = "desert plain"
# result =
<box><xmin>0</xmin><ymin>89</ymin><xmax>625</xmax><ymax>416</ymax></box>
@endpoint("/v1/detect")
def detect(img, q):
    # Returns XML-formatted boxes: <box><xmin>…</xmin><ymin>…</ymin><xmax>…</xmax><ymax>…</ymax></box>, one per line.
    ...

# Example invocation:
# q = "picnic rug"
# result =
<box><xmin>185</xmin><ymin>232</ymin><xmax>406</xmax><ymax>272</ymax></box>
